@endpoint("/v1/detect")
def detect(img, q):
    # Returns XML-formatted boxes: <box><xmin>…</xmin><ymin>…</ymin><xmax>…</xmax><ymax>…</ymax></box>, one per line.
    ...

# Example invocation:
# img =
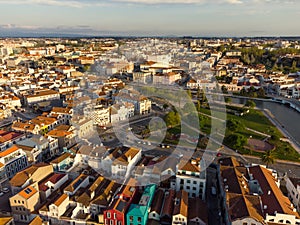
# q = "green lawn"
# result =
<box><xmin>227</xmin><ymin>109</ymin><xmax>282</xmax><ymax>138</ymax></box>
<box><xmin>199</xmin><ymin>106</ymin><xmax>300</xmax><ymax>162</ymax></box>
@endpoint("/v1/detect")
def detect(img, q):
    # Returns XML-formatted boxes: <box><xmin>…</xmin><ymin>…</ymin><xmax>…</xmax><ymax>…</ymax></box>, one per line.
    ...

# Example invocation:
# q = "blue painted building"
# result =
<box><xmin>126</xmin><ymin>184</ymin><xmax>156</xmax><ymax>225</ymax></box>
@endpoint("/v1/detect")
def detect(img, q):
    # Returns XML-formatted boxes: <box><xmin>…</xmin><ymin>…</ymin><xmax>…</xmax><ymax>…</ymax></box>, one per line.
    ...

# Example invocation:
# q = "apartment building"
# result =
<box><xmin>176</xmin><ymin>159</ymin><xmax>206</xmax><ymax>200</ymax></box>
<box><xmin>0</xmin><ymin>145</ymin><xmax>28</xmax><ymax>179</ymax></box>
<box><xmin>24</xmin><ymin>89</ymin><xmax>60</xmax><ymax>106</ymax></box>
<box><xmin>172</xmin><ymin>190</ymin><xmax>188</xmax><ymax>225</ymax></box>
<box><xmin>9</xmin><ymin>185</ymin><xmax>40</xmax><ymax>223</ymax></box>
<box><xmin>111</xmin><ymin>147</ymin><xmax>142</xmax><ymax>180</ymax></box>
<box><xmin>153</xmin><ymin>72</ymin><xmax>181</xmax><ymax>85</ymax></box>
<box><xmin>126</xmin><ymin>184</ymin><xmax>156</xmax><ymax>225</ymax></box>
<box><xmin>103</xmin><ymin>180</ymin><xmax>138</xmax><ymax>225</ymax></box>
<box><xmin>9</xmin><ymin>163</ymin><xmax>53</xmax><ymax>195</ymax></box>
<box><xmin>0</xmin><ymin>130</ymin><xmax>26</xmax><ymax>151</ymax></box>
<box><xmin>285</xmin><ymin>176</ymin><xmax>300</xmax><ymax>212</ymax></box>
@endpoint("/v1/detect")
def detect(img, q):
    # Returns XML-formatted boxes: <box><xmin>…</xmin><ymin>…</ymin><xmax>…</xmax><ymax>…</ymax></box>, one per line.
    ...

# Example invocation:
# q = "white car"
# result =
<box><xmin>0</xmin><ymin>192</ymin><xmax>4</xmax><ymax>197</ymax></box>
<box><xmin>2</xmin><ymin>188</ymin><xmax>9</xmax><ymax>193</ymax></box>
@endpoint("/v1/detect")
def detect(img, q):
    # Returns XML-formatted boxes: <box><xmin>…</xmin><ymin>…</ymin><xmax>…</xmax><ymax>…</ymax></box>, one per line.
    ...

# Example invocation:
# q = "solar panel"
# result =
<box><xmin>73</xmin><ymin>178</ymin><xmax>84</xmax><ymax>190</ymax></box>
<box><xmin>24</xmin><ymin>188</ymin><xmax>32</xmax><ymax>194</ymax></box>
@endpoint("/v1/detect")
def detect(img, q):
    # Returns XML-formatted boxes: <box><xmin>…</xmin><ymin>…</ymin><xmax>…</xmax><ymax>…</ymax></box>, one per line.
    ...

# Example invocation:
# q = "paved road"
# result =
<box><xmin>206</xmin><ymin>166</ymin><xmax>222</xmax><ymax>225</ymax></box>
<box><xmin>243</xmin><ymin>155</ymin><xmax>300</xmax><ymax>178</ymax></box>
<box><xmin>263</xmin><ymin>109</ymin><xmax>300</xmax><ymax>154</ymax></box>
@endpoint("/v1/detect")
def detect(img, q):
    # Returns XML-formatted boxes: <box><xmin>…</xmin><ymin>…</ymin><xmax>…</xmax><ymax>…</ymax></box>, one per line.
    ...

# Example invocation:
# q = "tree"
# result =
<box><xmin>240</xmin><ymin>88</ymin><xmax>247</xmax><ymax>96</ymax></box>
<box><xmin>196</xmin><ymin>87</ymin><xmax>201</xmax><ymax>99</ymax></box>
<box><xmin>227</xmin><ymin>119</ymin><xmax>243</xmax><ymax>132</ymax></box>
<box><xmin>270</xmin><ymin>134</ymin><xmax>279</xmax><ymax>142</ymax></box>
<box><xmin>224</xmin><ymin>134</ymin><xmax>247</xmax><ymax>150</ymax></box>
<box><xmin>221</xmin><ymin>85</ymin><xmax>228</xmax><ymax>94</ymax></box>
<box><xmin>261</xmin><ymin>150</ymin><xmax>276</xmax><ymax>167</ymax></box>
<box><xmin>164</xmin><ymin>111</ymin><xmax>180</xmax><ymax>128</ymax></box>
<box><xmin>225</xmin><ymin>97</ymin><xmax>231</xmax><ymax>104</ymax></box>
<box><xmin>291</xmin><ymin>60</ymin><xmax>298</xmax><ymax>73</ymax></box>
<box><xmin>243</xmin><ymin>54</ymin><xmax>250</xmax><ymax>65</ymax></box>
<box><xmin>186</xmin><ymin>89</ymin><xmax>192</xmax><ymax>99</ymax></box>
<box><xmin>163</xmin><ymin>103</ymin><xmax>169</xmax><ymax>111</ymax></box>
<box><xmin>196</xmin><ymin>100</ymin><xmax>201</xmax><ymax>112</ymax></box>
<box><xmin>245</xmin><ymin>100</ymin><xmax>256</xmax><ymax>108</ymax></box>
<box><xmin>141</xmin><ymin>126</ymin><xmax>150</xmax><ymax>138</ymax></box>
<box><xmin>257</xmin><ymin>88</ymin><xmax>266</xmax><ymax>98</ymax></box>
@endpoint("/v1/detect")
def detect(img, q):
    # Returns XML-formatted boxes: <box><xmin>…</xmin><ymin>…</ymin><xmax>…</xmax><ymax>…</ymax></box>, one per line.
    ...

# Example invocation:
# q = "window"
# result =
<box><xmin>114</xmin><ymin>213</ymin><xmax>116</xmax><ymax>219</ymax></box>
<box><xmin>187</xmin><ymin>180</ymin><xmax>191</xmax><ymax>183</ymax></box>
<box><xmin>137</xmin><ymin>217</ymin><xmax>142</xmax><ymax>222</ymax></box>
<box><xmin>107</xmin><ymin>212</ymin><xmax>111</xmax><ymax>218</ymax></box>
<box><xmin>129</xmin><ymin>216</ymin><xmax>133</xmax><ymax>222</ymax></box>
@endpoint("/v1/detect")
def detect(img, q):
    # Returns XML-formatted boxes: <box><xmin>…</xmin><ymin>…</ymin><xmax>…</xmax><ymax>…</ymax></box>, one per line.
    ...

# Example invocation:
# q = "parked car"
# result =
<box><xmin>2</xmin><ymin>188</ymin><xmax>9</xmax><ymax>193</ymax></box>
<box><xmin>0</xmin><ymin>192</ymin><xmax>4</xmax><ymax>197</ymax></box>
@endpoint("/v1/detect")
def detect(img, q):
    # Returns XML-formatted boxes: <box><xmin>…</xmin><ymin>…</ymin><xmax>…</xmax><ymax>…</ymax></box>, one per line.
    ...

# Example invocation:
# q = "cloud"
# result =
<box><xmin>0</xmin><ymin>0</ymin><xmax>244</xmax><ymax>7</ymax></box>
<box><xmin>0</xmin><ymin>0</ymin><xmax>102</xmax><ymax>8</ymax></box>
<box><xmin>107</xmin><ymin>0</ymin><xmax>244</xmax><ymax>4</ymax></box>
<box><xmin>0</xmin><ymin>0</ymin><xmax>297</xmax><ymax>7</ymax></box>
<box><xmin>0</xmin><ymin>24</ymin><xmax>40</xmax><ymax>29</ymax></box>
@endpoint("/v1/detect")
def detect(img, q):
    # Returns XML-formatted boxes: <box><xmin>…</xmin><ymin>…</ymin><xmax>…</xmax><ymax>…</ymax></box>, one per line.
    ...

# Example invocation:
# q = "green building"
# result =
<box><xmin>126</xmin><ymin>184</ymin><xmax>156</xmax><ymax>225</ymax></box>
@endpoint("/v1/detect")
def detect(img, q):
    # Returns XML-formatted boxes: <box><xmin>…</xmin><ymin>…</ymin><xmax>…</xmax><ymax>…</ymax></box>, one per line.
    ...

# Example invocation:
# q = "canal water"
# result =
<box><xmin>230</xmin><ymin>97</ymin><xmax>300</xmax><ymax>143</ymax></box>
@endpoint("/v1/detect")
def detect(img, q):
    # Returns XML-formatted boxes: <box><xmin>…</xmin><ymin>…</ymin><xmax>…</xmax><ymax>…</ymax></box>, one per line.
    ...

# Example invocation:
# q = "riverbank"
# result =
<box><xmin>229</xmin><ymin>94</ymin><xmax>300</xmax><ymax>113</ymax></box>
<box><xmin>199</xmin><ymin>101</ymin><xmax>300</xmax><ymax>162</ymax></box>
<box><xmin>263</xmin><ymin>109</ymin><xmax>300</xmax><ymax>154</ymax></box>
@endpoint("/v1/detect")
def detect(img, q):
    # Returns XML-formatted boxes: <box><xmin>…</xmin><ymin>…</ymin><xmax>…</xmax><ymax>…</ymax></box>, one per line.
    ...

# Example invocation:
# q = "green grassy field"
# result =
<box><xmin>200</xmin><ymin>106</ymin><xmax>300</xmax><ymax>162</ymax></box>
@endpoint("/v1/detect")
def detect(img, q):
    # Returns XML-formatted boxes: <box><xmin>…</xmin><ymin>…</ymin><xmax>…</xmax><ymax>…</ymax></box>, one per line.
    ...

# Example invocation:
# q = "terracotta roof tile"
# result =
<box><xmin>173</xmin><ymin>190</ymin><xmax>188</xmax><ymax>217</ymax></box>
<box><xmin>249</xmin><ymin>165</ymin><xmax>299</xmax><ymax>218</ymax></box>
<box><xmin>188</xmin><ymin>197</ymin><xmax>208</xmax><ymax>224</ymax></box>
<box><xmin>18</xmin><ymin>185</ymin><xmax>38</xmax><ymax>200</ymax></box>
<box><xmin>150</xmin><ymin>188</ymin><xmax>164</xmax><ymax>213</ymax></box>
<box><xmin>28</xmin><ymin>216</ymin><xmax>43</xmax><ymax>225</ymax></box>
<box><xmin>0</xmin><ymin>145</ymin><xmax>20</xmax><ymax>158</ymax></box>
<box><xmin>53</xmin><ymin>193</ymin><xmax>68</xmax><ymax>207</ymax></box>
<box><xmin>226</xmin><ymin>193</ymin><xmax>264</xmax><ymax>223</ymax></box>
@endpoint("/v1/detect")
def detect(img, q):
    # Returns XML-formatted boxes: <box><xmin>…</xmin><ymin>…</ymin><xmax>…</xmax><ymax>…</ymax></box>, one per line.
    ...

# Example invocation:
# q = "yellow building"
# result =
<box><xmin>9</xmin><ymin>185</ymin><xmax>40</xmax><ymax>223</ymax></box>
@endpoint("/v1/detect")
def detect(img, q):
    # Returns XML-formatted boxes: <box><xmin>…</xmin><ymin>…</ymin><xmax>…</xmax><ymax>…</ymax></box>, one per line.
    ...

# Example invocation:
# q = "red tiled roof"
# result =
<box><xmin>249</xmin><ymin>166</ymin><xmax>299</xmax><ymax>218</ymax></box>
<box><xmin>0</xmin><ymin>145</ymin><xmax>20</xmax><ymax>158</ymax></box>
